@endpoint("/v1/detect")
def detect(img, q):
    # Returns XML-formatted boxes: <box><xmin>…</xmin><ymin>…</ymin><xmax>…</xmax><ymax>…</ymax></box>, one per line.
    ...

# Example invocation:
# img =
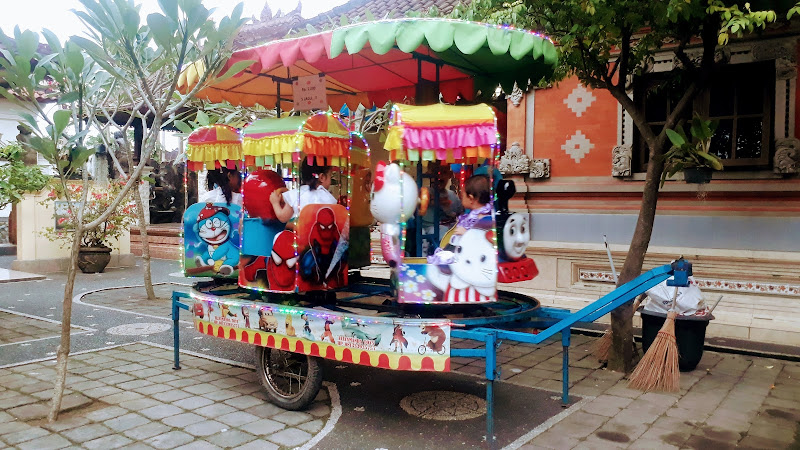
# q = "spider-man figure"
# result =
<box><xmin>300</xmin><ymin>207</ymin><xmax>340</xmax><ymax>286</ymax></box>
<box><xmin>267</xmin><ymin>231</ymin><xmax>298</xmax><ymax>291</ymax></box>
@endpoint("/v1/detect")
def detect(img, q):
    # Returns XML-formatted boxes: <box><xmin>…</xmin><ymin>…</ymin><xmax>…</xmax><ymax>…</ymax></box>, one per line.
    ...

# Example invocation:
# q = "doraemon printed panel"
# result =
<box><xmin>183</xmin><ymin>202</ymin><xmax>242</xmax><ymax>279</ymax></box>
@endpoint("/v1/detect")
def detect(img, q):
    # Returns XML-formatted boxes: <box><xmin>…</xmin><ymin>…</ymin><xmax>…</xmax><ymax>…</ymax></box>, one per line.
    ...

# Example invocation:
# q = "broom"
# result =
<box><xmin>627</xmin><ymin>286</ymin><xmax>681</xmax><ymax>392</ymax></box>
<box><xmin>592</xmin><ymin>235</ymin><xmax>643</xmax><ymax>362</ymax></box>
<box><xmin>593</xmin><ymin>294</ymin><xmax>645</xmax><ymax>362</ymax></box>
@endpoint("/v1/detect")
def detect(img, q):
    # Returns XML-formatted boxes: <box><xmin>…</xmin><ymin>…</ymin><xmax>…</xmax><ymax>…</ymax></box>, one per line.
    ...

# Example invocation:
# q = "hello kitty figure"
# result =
<box><xmin>370</xmin><ymin>161</ymin><xmax>419</xmax><ymax>267</ymax></box>
<box><xmin>427</xmin><ymin>228</ymin><xmax>498</xmax><ymax>303</ymax></box>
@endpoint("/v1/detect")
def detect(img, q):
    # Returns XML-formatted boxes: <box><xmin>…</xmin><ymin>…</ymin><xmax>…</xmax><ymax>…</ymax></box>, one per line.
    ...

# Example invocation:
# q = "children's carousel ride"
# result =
<box><xmin>172</xmin><ymin>18</ymin><xmax>692</xmax><ymax>444</ymax></box>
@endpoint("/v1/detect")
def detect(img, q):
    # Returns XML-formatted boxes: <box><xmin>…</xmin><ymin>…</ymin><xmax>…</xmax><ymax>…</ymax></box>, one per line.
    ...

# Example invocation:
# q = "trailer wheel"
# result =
<box><xmin>256</xmin><ymin>347</ymin><xmax>323</xmax><ymax>411</ymax></box>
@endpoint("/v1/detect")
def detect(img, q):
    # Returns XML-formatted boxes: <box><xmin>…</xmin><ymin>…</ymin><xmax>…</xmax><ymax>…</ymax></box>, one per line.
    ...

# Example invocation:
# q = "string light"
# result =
<box><xmin>190</xmin><ymin>288</ymin><xmax>452</xmax><ymax>327</ymax></box>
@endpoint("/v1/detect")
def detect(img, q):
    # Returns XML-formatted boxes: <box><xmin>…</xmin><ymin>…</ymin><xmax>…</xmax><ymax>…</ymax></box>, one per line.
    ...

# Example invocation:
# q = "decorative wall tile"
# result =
<box><xmin>563</xmin><ymin>84</ymin><xmax>596</xmax><ymax>117</ymax></box>
<box><xmin>562</xmin><ymin>131</ymin><xmax>594</xmax><ymax>163</ymax></box>
<box><xmin>579</xmin><ymin>269</ymin><xmax>800</xmax><ymax>296</ymax></box>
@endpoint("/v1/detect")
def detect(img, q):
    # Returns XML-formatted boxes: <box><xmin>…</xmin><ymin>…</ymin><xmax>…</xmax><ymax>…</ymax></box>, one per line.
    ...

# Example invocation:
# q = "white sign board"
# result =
<box><xmin>292</xmin><ymin>75</ymin><xmax>327</xmax><ymax>111</ymax></box>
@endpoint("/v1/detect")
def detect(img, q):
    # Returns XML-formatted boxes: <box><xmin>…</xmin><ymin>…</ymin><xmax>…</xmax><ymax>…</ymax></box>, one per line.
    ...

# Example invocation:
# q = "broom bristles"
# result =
<box><xmin>593</xmin><ymin>297</ymin><xmax>643</xmax><ymax>362</ymax></box>
<box><xmin>593</xmin><ymin>330</ymin><xmax>612</xmax><ymax>361</ymax></box>
<box><xmin>628</xmin><ymin>311</ymin><xmax>680</xmax><ymax>392</ymax></box>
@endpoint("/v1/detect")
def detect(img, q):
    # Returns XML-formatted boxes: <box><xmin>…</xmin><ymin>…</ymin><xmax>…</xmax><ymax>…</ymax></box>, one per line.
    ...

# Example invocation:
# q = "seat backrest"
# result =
<box><xmin>295</xmin><ymin>204</ymin><xmax>350</xmax><ymax>291</ymax></box>
<box><xmin>183</xmin><ymin>202</ymin><xmax>241</xmax><ymax>279</ymax></box>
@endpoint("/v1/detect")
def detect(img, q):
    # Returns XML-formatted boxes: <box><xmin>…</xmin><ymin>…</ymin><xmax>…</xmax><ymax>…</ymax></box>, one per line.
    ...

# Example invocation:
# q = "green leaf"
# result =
<box><xmin>147</xmin><ymin>13</ymin><xmax>175</xmax><ymax>49</ymax></box>
<box><xmin>53</xmin><ymin>109</ymin><xmax>72</xmax><ymax>137</ymax></box>
<box><xmin>18</xmin><ymin>113</ymin><xmax>40</xmax><ymax>132</ymax></box>
<box><xmin>158</xmin><ymin>0</ymin><xmax>178</xmax><ymax>21</ymax></box>
<box><xmin>142</xmin><ymin>175</ymin><xmax>156</xmax><ymax>184</ymax></box>
<box><xmin>340</xmin><ymin>14</ymin><xmax>349</xmax><ymax>26</ymax></box>
<box><xmin>214</xmin><ymin>59</ymin><xmax>255</xmax><ymax>83</ymax></box>
<box><xmin>64</xmin><ymin>45</ymin><xmax>85</xmax><ymax>76</ymax></box>
<box><xmin>665</xmin><ymin>128</ymin><xmax>685</xmax><ymax>148</ymax></box>
<box><xmin>173</xmin><ymin>119</ymin><xmax>193</xmax><ymax>134</ymax></box>
<box><xmin>69</xmin><ymin>36</ymin><xmax>122</xmax><ymax>78</ymax></box>
<box><xmin>15</xmin><ymin>29</ymin><xmax>39</xmax><ymax>62</ymax></box>
<box><xmin>196</xmin><ymin>110</ymin><xmax>210</xmax><ymax>126</ymax></box>
<box><xmin>697</xmin><ymin>151</ymin><xmax>724</xmax><ymax>170</ymax></box>
<box><xmin>58</xmin><ymin>91</ymin><xmax>81</xmax><ymax>104</ymax></box>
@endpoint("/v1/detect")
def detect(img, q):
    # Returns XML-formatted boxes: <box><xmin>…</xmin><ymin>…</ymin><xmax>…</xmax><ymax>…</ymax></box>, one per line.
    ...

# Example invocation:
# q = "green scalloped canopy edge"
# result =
<box><xmin>330</xmin><ymin>19</ymin><xmax>558</xmax><ymax>94</ymax></box>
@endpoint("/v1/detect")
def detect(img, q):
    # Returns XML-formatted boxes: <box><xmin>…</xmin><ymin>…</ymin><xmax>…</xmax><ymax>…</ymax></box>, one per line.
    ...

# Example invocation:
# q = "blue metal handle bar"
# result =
<box><xmin>470</xmin><ymin>263</ymin><xmax>673</xmax><ymax>345</ymax></box>
<box><xmin>172</xmin><ymin>291</ymin><xmax>191</xmax><ymax>370</ymax></box>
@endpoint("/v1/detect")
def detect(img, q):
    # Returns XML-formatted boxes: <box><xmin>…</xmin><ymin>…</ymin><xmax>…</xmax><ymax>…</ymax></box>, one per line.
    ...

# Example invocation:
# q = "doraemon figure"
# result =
<box><xmin>193</xmin><ymin>203</ymin><xmax>239</xmax><ymax>276</ymax></box>
<box><xmin>427</xmin><ymin>228</ymin><xmax>497</xmax><ymax>303</ymax></box>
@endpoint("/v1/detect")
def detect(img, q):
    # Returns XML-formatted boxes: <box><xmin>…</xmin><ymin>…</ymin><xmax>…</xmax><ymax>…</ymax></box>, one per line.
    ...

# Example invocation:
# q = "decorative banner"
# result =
<box><xmin>183</xmin><ymin>202</ymin><xmax>241</xmax><ymax>279</ymax></box>
<box><xmin>293</xmin><ymin>75</ymin><xmax>327</xmax><ymax>111</ymax></box>
<box><xmin>191</xmin><ymin>293</ymin><xmax>451</xmax><ymax>372</ymax></box>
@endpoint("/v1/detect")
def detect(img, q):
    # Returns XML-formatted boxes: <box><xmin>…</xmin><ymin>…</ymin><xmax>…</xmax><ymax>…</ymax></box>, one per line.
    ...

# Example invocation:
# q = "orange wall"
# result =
<box><xmin>533</xmin><ymin>77</ymin><xmax>619</xmax><ymax>177</ymax></box>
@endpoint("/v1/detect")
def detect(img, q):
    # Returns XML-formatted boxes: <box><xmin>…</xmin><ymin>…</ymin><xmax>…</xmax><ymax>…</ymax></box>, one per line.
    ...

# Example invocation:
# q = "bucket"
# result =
<box><xmin>640</xmin><ymin>309</ymin><xmax>714</xmax><ymax>372</ymax></box>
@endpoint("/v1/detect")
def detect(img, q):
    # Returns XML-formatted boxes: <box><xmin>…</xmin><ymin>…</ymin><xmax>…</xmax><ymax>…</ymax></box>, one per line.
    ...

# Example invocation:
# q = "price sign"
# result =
<box><xmin>292</xmin><ymin>75</ymin><xmax>327</xmax><ymax>111</ymax></box>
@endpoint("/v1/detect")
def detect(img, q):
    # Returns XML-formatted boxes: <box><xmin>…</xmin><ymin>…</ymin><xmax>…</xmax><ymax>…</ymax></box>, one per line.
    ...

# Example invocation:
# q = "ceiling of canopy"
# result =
<box><xmin>178</xmin><ymin>18</ymin><xmax>558</xmax><ymax>110</ymax></box>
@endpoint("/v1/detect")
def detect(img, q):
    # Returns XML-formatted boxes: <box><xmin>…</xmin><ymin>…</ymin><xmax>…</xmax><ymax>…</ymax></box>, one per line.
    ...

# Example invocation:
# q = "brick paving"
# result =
<box><xmin>0</xmin><ymin>343</ymin><xmax>332</xmax><ymax>449</ymax></box>
<box><xmin>80</xmin><ymin>284</ymin><xmax>183</xmax><ymax>319</ymax></box>
<box><xmin>3</xmin><ymin>278</ymin><xmax>800</xmax><ymax>448</ymax></box>
<box><xmin>452</xmin><ymin>333</ymin><xmax>800</xmax><ymax>449</ymax></box>
<box><xmin>0</xmin><ymin>312</ymin><xmax>67</xmax><ymax>344</ymax></box>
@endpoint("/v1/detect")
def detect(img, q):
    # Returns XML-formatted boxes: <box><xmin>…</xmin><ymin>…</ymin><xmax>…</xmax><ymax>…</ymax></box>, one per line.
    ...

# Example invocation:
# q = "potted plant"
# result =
<box><xmin>660</xmin><ymin>114</ymin><xmax>725</xmax><ymax>187</ymax></box>
<box><xmin>42</xmin><ymin>181</ymin><xmax>136</xmax><ymax>273</ymax></box>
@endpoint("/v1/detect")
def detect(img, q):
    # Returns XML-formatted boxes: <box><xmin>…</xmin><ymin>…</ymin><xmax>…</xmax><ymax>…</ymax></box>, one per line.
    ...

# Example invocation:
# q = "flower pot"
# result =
<box><xmin>683</xmin><ymin>167</ymin><xmax>713</xmax><ymax>184</ymax></box>
<box><xmin>77</xmin><ymin>246</ymin><xmax>112</xmax><ymax>273</ymax></box>
<box><xmin>640</xmin><ymin>309</ymin><xmax>714</xmax><ymax>372</ymax></box>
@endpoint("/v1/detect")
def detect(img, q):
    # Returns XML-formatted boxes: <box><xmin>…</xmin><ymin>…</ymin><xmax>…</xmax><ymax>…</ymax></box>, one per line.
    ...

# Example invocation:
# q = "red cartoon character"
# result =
<box><xmin>300</xmin><ymin>207</ymin><xmax>341</xmax><ymax>285</ymax></box>
<box><xmin>192</xmin><ymin>303</ymin><xmax>205</xmax><ymax>319</ymax></box>
<box><xmin>390</xmin><ymin>324</ymin><xmax>408</xmax><ymax>353</ymax></box>
<box><xmin>267</xmin><ymin>231</ymin><xmax>298</xmax><ymax>291</ymax></box>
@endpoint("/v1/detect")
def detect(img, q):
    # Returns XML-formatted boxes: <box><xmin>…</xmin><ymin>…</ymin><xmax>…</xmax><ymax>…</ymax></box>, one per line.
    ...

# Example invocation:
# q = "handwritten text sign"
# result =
<box><xmin>292</xmin><ymin>75</ymin><xmax>327</xmax><ymax>111</ymax></box>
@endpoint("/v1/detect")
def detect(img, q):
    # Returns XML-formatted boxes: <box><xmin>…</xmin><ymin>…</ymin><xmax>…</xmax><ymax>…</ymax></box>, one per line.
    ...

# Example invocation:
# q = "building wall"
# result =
<box><xmin>503</xmin><ymin>36</ymin><xmax>800</xmax><ymax>345</ymax></box>
<box><xmin>11</xmin><ymin>188</ymin><xmax>133</xmax><ymax>273</ymax></box>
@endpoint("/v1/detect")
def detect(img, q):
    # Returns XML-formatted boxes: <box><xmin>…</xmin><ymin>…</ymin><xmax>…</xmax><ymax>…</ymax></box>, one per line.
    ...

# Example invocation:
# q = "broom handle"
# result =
<box><xmin>670</xmin><ymin>286</ymin><xmax>679</xmax><ymax>313</ymax></box>
<box><xmin>603</xmin><ymin>235</ymin><xmax>618</xmax><ymax>284</ymax></box>
<box><xmin>709</xmin><ymin>295</ymin><xmax>724</xmax><ymax>313</ymax></box>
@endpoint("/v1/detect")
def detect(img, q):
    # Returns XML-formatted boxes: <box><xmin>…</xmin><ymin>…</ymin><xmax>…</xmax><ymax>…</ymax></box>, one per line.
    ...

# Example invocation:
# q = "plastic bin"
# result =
<box><xmin>640</xmin><ymin>309</ymin><xmax>714</xmax><ymax>372</ymax></box>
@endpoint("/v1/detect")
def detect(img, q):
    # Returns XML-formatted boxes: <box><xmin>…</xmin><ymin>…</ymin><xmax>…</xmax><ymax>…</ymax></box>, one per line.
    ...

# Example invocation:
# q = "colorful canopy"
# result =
<box><xmin>242</xmin><ymin>113</ymin><xmax>352</xmax><ymax>167</ymax></box>
<box><xmin>186</xmin><ymin>124</ymin><xmax>243</xmax><ymax>172</ymax></box>
<box><xmin>384</xmin><ymin>103</ymin><xmax>497</xmax><ymax>162</ymax></box>
<box><xmin>178</xmin><ymin>19</ymin><xmax>558</xmax><ymax>110</ymax></box>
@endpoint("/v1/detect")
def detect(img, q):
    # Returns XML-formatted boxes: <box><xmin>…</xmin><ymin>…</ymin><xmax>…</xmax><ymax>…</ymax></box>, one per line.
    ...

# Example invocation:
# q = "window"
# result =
<box><xmin>633</xmin><ymin>61</ymin><xmax>775</xmax><ymax>172</ymax></box>
<box><xmin>704</xmin><ymin>62</ymin><xmax>774</xmax><ymax>167</ymax></box>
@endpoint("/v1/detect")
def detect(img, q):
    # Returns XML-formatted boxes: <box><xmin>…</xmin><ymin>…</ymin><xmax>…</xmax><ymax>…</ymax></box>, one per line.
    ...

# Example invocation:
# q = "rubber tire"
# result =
<box><xmin>255</xmin><ymin>346</ymin><xmax>324</xmax><ymax>411</ymax></box>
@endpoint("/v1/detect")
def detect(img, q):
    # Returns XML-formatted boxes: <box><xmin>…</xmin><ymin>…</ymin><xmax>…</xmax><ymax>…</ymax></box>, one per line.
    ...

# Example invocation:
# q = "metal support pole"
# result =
<box><xmin>276</xmin><ymin>82</ymin><xmax>282</xmax><ymax>117</ymax></box>
<box><xmin>415</xmin><ymin>163</ymin><xmax>423</xmax><ymax>257</ymax></box>
<box><xmin>561</xmin><ymin>328</ymin><xmax>571</xmax><ymax>406</ymax></box>
<box><xmin>172</xmin><ymin>292</ymin><xmax>181</xmax><ymax>370</ymax></box>
<box><xmin>485</xmin><ymin>332</ymin><xmax>498</xmax><ymax>450</ymax></box>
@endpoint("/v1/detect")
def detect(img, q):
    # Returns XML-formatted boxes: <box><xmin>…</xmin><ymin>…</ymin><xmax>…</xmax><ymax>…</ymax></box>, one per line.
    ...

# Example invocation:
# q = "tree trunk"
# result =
<box><xmin>48</xmin><ymin>226</ymin><xmax>81</xmax><ymax>422</ymax></box>
<box><xmin>607</xmin><ymin>138</ymin><xmax>666</xmax><ymax>373</ymax></box>
<box><xmin>134</xmin><ymin>176</ymin><xmax>156</xmax><ymax>300</ymax></box>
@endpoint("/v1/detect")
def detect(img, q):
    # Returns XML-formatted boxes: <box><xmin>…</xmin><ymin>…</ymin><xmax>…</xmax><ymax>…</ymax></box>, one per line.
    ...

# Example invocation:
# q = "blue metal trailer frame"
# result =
<box><xmin>171</xmin><ymin>261</ymin><xmax>687</xmax><ymax>448</ymax></box>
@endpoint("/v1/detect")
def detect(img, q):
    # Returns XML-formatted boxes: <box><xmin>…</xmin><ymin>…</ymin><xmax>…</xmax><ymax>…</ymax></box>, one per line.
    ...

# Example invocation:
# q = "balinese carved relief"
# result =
<box><xmin>752</xmin><ymin>40</ymin><xmax>797</xmax><ymax>64</ymax></box>
<box><xmin>612</xmin><ymin>145</ymin><xmax>632</xmax><ymax>177</ymax></box>
<box><xmin>775</xmin><ymin>138</ymin><xmax>800</xmax><ymax>174</ymax></box>
<box><xmin>498</xmin><ymin>142</ymin><xmax>530</xmax><ymax>175</ymax></box>
<box><xmin>529</xmin><ymin>159</ymin><xmax>550</xmax><ymax>179</ymax></box>
<box><xmin>776</xmin><ymin>59</ymin><xmax>797</xmax><ymax>80</ymax></box>
<box><xmin>509</xmin><ymin>83</ymin><xmax>524</xmax><ymax>107</ymax></box>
